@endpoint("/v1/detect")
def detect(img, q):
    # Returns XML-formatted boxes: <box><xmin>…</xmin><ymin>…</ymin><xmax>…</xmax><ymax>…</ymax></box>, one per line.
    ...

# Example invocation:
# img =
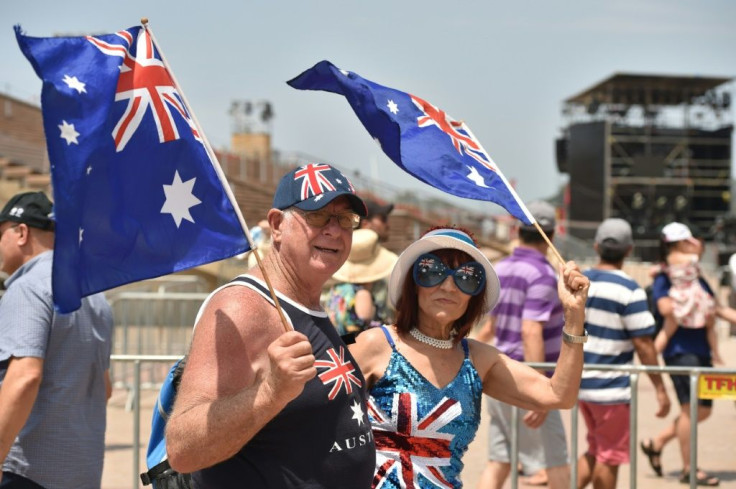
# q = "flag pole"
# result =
<box><xmin>460</xmin><ymin>122</ymin><xmax>567</xmax><ymax>268</ymax></box>
<box><xmin>141</xmin><ymin>18</ymin><xmax>292</xmax><ymax>333</ymax></box>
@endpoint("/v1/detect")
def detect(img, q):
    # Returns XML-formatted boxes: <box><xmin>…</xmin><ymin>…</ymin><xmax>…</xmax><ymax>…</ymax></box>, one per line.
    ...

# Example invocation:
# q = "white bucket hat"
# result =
<box><xmin>388</xmin><ymin>228</ymin><xmax>500</xmax><ymax>311</ymax></box>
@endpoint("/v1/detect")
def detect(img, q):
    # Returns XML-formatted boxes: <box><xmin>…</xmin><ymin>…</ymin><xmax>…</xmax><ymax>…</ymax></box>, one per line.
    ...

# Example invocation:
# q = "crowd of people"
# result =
<box><xmin>0</xmin><ymin>168</ymin><xmax>731</xmax><ymax>488</ymax></box>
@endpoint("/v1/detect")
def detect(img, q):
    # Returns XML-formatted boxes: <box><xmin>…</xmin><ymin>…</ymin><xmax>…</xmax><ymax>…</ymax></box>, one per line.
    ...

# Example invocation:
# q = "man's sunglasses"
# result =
<box><xmin>412</xmin><ymin>253</ymin><xmax>486</xmax><ymax>296</ymax></box>
<box><xmin>292</xmin><ymin>208</ymin><xmax>360</xmax><ymax>230</ymax></box>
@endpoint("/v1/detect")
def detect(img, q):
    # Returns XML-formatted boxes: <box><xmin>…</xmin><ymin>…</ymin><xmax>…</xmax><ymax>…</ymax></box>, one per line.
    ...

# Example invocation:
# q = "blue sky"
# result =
<box><xmin>2</xmin><ymin>1</ymin><xmax>734</xmax><ymax>214</ymax></box>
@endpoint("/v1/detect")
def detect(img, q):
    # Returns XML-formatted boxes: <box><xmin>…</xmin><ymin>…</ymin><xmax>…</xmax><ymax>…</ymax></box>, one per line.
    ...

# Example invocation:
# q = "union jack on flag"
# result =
<box><xmin>288</xmin><ymin>60</ymin><xmax>535</xmax><ymax>226</ymax></box>
<box><xmin>368</xmin><ymin>392</ymin><xmax>461</xmax><ymax>489</ymax></box>
<box><xmin>87</xmin><ymin>29</ymin><xmax>200</xmax><ymax>151</ymax></box>
<box><xmin>315</xmin><ymin>346</ymin><xmax>363</xmax><ymax>400</ymax></box>
<box><xmin>15</xmin><ymin>25</ymin><xmax>249</xmax><ymax>312</ymax></box>
<box><xmin>411</xmin><ymin>94</ymin><xmax>489</xmax><ymax>169</ymax></box>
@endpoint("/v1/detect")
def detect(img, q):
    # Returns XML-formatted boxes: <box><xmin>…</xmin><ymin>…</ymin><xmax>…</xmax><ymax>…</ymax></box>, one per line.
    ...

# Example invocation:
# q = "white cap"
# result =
<box><xmin>661</xmin><ymin>222</ymin><xmax>697</xmax><ymax>243</ymax></box>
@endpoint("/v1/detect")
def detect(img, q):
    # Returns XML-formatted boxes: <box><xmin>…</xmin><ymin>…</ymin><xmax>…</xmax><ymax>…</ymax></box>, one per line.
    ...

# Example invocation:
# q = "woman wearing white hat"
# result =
<box><xmin>349</xmin><ymin>227</ymin><xmax>589</xmax><ymax>488</ymax></box>
<box><xmin>324</xmin><ymin>229</ymin><xmax>398</xmax><ymax>335</ymax></box>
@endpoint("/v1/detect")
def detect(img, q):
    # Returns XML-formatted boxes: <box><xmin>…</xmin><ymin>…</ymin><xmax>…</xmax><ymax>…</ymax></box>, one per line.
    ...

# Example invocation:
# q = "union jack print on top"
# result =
<box><xmin>315</xmin><ymin>346</ymin><xmax>362</xmax><ymax>400</ymax></box>
<box><xmin>368</xmin><ymin>392</ymin><xmax>461</xmax><ymax>489</ymax></box>
<box><xmin>87</xmin><ymin>29</ymin><xmax>200</xmax><ymax>151</ymax></box>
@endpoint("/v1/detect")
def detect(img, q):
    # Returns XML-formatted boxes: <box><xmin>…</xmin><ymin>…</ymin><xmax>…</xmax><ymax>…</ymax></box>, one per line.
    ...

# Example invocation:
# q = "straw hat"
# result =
<box><xmin>332</xmin><ymin>229</ymin><xmax>398</xmax><ymax>284</ymax></box>
<box><xmin>388</xmin><ymin>228</ymin><xmax>500</xmax><ymax>310</ymax></box>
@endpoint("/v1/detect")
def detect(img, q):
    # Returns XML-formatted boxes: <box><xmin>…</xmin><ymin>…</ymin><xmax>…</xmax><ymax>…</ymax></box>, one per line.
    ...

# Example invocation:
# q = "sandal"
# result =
<box><xmin>679</xmin><ymin>469</ymin><xmax>720</xmax><ymax>486</ymax></box>
<box><xmin>640</xmin><ymin>439</ymin><xmax>663</xmax><ymax>477</ymax></box>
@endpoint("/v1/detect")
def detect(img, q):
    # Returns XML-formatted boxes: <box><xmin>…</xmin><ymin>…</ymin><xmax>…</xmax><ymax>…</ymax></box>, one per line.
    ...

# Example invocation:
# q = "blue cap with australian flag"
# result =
<box><xmin>273</xmin><ymin>163</ymin><xmax>367</xmax><ymax>216</ymax></box>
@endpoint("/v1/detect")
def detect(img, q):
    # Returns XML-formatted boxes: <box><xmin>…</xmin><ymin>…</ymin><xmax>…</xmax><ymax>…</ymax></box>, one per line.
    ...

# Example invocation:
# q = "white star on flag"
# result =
<box><xmin>351</xmin><ymin>400</ymin><xmax>365</xmax><ymax>426</ymax></box>
<box><xmin>466</xmin><ymin>166</ymin><xmax>489</xmax><ymax>188</ymax></box>
<box><xmin>79</xmin><ymin>228</ymin><xmax>84</xmax><ymax>245</ymax></box>
<box><xmin>387</xmin><ymin>99</ymin><xmax>398</xmax><ymax>114</ymax></box>
<box><xmin>314</xmin><ymin>194</ymin><xmax>324</xmax><ymax>202</ymax></box>
<box><xmin>58</xmin><ymin>120</ymin><xmax>80</xmax><ymax>145</ymax></box>
<box><xmin>62</xmin><ymin>74</ymin><xmax>86</xmax><ymax>94</ymax></box>
<box><xmin>161</xmin><ymin>171</ymin><xmax>202</xmax><ymax>228</ymax></box>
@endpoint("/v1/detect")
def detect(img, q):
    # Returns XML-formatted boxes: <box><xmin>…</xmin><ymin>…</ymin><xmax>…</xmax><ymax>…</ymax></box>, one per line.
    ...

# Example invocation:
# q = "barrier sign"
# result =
<box><xmin>699</xmin><ymin>374</ymin><xmax>736</xmax><ymax>400</ymax></box>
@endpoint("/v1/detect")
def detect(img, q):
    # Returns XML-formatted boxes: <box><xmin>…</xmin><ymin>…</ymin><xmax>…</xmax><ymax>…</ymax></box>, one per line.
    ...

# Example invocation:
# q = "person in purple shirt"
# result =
<box><xmin>476</xmin><ymin>201</ymin><xmax>571</xmax><ymax>489</ymax></box>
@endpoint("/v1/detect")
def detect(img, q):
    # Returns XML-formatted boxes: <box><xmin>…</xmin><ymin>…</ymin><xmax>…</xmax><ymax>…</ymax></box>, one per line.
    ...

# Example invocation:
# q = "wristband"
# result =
<box><xmin>562</xmin><ymin>328</ymin><xmax>588</xmax><ymax>344</ymax></box>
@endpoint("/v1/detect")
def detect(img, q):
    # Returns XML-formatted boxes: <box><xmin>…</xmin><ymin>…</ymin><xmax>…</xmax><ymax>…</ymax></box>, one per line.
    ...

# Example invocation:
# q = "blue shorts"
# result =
<box><xmin>664</xmin><ymin>353</ymin><xmax>713</xmax><ymax>407</ymax></box>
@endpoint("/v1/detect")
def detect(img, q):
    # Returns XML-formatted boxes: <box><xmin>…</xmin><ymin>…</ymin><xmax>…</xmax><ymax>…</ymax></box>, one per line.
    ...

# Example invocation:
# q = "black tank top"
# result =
<box><xmin>192</xmin><ymin>276</ymin><xmax>376</xmax><ymax>488</ymax></box>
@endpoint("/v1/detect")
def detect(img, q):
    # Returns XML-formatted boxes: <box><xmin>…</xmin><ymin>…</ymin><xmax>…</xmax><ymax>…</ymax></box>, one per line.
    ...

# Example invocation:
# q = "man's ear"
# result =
<box><xmin>268</xmin><ymin>208</ymin><xmax>284</xmax><ymax>244</ymax></box>
<box><xmin>16</xmin><ymin>223</ymin><xmax>30</xmax><ymax>246</ymax></box>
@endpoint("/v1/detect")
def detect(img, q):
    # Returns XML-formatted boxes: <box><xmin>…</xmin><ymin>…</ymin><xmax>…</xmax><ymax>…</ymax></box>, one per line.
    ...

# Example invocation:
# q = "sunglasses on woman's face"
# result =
<box><xmin>412</xmin><ymin>253</ymin><xmax>486</xmax><ymax>296</ymax></box>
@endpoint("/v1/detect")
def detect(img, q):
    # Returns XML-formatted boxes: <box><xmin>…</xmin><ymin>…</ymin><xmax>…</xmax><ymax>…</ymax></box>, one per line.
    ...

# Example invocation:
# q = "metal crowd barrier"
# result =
<box><xmin>111</xmin><ymin>354</ymin><xmax>182</xmax><ymax>489</ymax></box>
<box><xmin>108</xmin><ymin>292</ymin><xmax>208</xmax><ymax>408</ymax></box>
<box><xmin>524</xmin><ymin>362</ymin><xmax>736</xmax><ymax>489</ymax></box>
<box><xmin>109</xmin><ymin>357</ymin><xmax>736</xmax><ymax>489</ymax></box>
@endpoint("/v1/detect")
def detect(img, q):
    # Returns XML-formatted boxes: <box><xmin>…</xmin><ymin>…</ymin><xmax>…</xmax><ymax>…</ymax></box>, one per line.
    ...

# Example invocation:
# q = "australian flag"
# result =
<box><xmin>15</xmin><ymin>25</ymin><xmax>250</xmax><ymax>313</ymax></box>
<box><xmin>288</xmin><ymin>60</ymin><xmax>534</xmax><ymax>226</ymax></box>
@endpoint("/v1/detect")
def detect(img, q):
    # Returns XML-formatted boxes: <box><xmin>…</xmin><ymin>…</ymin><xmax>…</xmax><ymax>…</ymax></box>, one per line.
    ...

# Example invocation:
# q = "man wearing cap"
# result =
<box><xmin>0</xmin><ymin>191</ymin><xmax>113</xmax><ymax>488</ymax></box>
<box><xmin>577</xmin><ymin>219</ymin><xmax>670</xmax><ymax>489</ymax></box>
<box><xmin>167</xmin><ymin>164</ymin><xmax>376</xmax><ymax>488</ymax></box>
<box><xmin>476</xmin><ymin>200</ymin><xmax>571</xmax><ymax>489</ymax></box>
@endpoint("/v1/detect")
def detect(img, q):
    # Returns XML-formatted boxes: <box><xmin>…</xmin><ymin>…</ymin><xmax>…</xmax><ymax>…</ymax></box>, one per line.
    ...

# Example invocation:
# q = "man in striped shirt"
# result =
<box><xmin>578</xmin><ymin>218</ymin><xmax>670</xmax><ymax>489</ymax></box>
<box><xmin>477</xmin><ymin>201</ymin><xmax>570</xmax><ymax>489</ymax></box>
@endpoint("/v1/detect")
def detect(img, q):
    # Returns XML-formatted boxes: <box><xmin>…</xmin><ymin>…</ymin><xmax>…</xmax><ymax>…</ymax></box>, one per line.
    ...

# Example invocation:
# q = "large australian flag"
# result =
<box><xmin>288</xmin><ymin>60</ymin><xmax>534</xmax><ymax>226</ymax></box>
<box><xmin>15</xmin><ymin>25</ymin><xmax>249</xmax><ymax>313</ymax></box>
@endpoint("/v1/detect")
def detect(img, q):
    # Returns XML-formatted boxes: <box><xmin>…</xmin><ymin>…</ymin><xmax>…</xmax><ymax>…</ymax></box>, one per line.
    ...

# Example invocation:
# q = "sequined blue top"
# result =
<box><xmin>367</xmin><ymin>326</ymin><xmax>483</xmax><ymax>488</ymax></box>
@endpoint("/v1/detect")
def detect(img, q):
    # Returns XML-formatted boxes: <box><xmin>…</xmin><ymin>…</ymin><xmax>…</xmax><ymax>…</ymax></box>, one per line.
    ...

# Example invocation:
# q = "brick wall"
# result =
<box><xmin>0</xmin><ymin>94</ymin><xmax>47</xmax><ymax>172</ymax></box>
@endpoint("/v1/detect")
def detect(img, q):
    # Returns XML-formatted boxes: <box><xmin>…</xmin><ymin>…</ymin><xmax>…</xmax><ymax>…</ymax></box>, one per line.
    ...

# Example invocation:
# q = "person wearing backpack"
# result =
<box><xmin>165</xmin><ymin>164</ymin><xmax>376</xmax><ymax>489</ymax></box>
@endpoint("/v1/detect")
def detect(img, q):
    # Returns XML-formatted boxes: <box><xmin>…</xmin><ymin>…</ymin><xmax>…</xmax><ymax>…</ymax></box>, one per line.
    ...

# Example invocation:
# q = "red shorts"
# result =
<box><xmin>579</xmin><ymin>401</ymin><xmax>630</xmax><ymax>466</ymax></box>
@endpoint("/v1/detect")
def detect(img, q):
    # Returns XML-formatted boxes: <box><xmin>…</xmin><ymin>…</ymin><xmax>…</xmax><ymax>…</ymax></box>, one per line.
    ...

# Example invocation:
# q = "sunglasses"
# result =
<box><xmin>412</xmin><ymin>253</ymin><xmax>486</xmax><ymax>296</ymax></box>
<box><xmin>292</xmin><ymin>208</ymin><xmax>360</xmax><ymax>230</ymax></box>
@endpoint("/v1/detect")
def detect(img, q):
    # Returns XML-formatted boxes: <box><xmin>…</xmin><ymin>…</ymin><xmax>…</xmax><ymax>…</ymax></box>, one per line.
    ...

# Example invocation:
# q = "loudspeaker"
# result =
<box><xmin>611</xmin><ymin>183</ymin><xmax>692</xmax><ymax>239</ymax></box>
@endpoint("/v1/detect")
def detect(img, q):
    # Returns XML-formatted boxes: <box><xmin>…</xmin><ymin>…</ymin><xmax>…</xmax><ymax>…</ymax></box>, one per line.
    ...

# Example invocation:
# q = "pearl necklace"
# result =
<box><xmin>409</xmin><ymin>327</ymin><xmax>455</xmax><ymax>349</ymax></box>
